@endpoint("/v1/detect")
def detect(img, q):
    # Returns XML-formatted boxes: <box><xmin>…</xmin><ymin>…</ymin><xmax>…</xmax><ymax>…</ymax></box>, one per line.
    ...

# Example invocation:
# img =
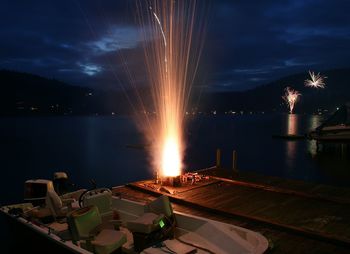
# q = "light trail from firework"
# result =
<box><xmin>150</xmin><ymin>7</ymin><xmax>167</xmax><ymax>73</ymax></box>
<box><xmin>136</xmin><ymin>0</ymin><xmax>207</xmax><ymax>177</ymax></box>
<box><xmin>282</xmin><ymin>87</ymin><xmax>301</xmax><ymax>114</ymax></box>
<box><xmin>304</xmin><ymin>71</ymin><xmax>327</xmax><ymax>89</ymax></box>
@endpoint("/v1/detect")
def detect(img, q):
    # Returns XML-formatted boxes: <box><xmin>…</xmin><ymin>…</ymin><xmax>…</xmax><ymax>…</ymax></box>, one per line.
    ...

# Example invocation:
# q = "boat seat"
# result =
<box><xmin>125</xmin><ymin>195</ymin><xmax>175</xmax><ymax>234</ymax></box>
<box><xmin>67</xmin><ymin>205</ymin><xmax>126</xmax><ymax>254</ymax></box>
<box><xmin>144</xmin><ymin>195</ymin><xmax>174</xmax><ymax>219</ymax></box>
<box><xmin>124</xmin><ymin>196</ymin><xmax>176</xmax><ymax>251</ymax></box>
<box><xmin>82</xmin><ymin>191</ymin><xmax>115</xmax><ymax>221</ymax></box>
<box><xmin>92</xmin><ymin>229</ymin><xmax>126</xmax><ymax>254</ymax></box>
<box><xmin>126</xmin><ymin>195</ymin><xmax>175</xmax><ymax>234</ymax></box>
<box><xmin>126</xmin><ymin>212</ymin><xmax>165</xmax><ymax>234</ymax></box>
<box><xmin>45</xmin><ymin>189</ymin><xmax>75</xmax><ymax>219</ymax></box>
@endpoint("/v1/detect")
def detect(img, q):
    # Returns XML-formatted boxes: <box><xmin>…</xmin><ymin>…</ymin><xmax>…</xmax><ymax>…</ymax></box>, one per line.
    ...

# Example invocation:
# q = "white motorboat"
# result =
<box><xmin>309</xmin><ymin>103</ymin><xmax>350</xmax><ymax>141</ymax></box>
<box><xmin>1</xmin><ymin>177</ymin><xmax>269</xmax><ymax>254</ymax></box>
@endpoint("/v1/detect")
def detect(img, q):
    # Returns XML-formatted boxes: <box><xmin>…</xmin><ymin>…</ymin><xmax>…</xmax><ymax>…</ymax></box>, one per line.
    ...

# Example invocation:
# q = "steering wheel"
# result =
<box><xmin>78</xmin><ymin>188</ymin><xmax>112</xmax><ymax>208</ymax></box>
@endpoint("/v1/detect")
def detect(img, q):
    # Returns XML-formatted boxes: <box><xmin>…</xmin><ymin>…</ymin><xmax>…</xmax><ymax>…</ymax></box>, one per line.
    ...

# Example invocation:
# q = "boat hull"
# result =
<box><xmin>309</xmin><ymin>126</ymin><xmax>350</xmax><ymax>142</ymax></box>
<box><xmin>0</xmin><ymin>210</ymin><xmax>80</xmax><ymax>254</ymax></box>
<box><xmin>1</xmin><ymin>195</ymin><xmax>269</xmax><ymax>254</ymax></box>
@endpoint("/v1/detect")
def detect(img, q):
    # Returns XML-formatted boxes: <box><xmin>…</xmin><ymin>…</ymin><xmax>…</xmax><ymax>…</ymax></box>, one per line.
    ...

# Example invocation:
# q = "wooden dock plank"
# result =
<box><xmin>207</xmin><ymin>168</ymin><xmax>350</xmax><ymax>204</ymax></box>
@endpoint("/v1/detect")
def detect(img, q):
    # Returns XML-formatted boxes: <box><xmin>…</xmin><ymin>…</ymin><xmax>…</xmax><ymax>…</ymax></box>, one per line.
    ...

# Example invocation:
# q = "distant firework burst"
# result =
<box><xmin>282</xmin><ymin>87</ymin><xmax>301</xmax><ymax>114</ymax></box>
<box><xmin>136</xmin><ymin>1</ymin><xmax>207</xmax><ymax>177</ymax></box>
<box><xmin>304</xmin><ymin>71</ymin><xmax>326</xmax><ymax>89</ymax></box>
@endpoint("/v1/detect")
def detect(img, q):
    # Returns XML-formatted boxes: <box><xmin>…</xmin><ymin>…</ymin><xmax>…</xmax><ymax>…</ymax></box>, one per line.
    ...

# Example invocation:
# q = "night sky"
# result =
<box><xmin>1</xmin><ymin>0</ymin><xmax>349</xmax><ymax>91</ymax></box>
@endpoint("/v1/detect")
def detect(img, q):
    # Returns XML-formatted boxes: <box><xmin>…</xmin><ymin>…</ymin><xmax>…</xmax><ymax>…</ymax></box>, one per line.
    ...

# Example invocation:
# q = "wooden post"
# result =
<box><xmin>155</xmin><ymin>170</ymin><xmax>159</xmax><ymax>184</ymax></box>
<box><xmin>216</xmin><ymin>148</ymin><xmax>221</xmax><ymax>169</ymax></box>
<box><xmin>232</xmin><ymin>150</ymin><xmax>238</xmax><ymax>173</ymax></box>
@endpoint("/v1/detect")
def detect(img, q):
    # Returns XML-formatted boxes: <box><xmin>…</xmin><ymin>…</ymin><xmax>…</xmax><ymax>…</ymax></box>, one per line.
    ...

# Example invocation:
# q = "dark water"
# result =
<box><xmin>2</xmin><ymin>114</ymin><xmax>350</xmax><ymax>205</ymax></box>
<box><xmin>186</xmin><ymin>114</ymin><xmax>350</xmax><ymax>184</ymax></box>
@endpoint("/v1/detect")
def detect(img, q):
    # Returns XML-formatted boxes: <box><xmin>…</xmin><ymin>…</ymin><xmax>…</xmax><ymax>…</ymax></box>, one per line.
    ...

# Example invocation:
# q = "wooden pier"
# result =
<box><xmin>112</xmin><ymin>167</ymin><xmax>350</xmax><ymax>254</ymax></box>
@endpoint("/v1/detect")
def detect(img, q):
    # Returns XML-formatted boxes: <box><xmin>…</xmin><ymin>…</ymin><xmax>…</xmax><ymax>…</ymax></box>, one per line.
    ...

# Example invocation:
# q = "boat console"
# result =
<box><xmin>24</xmin><ymin>179</ymin><xmax>54</xmax><ymax>206</ymax></box>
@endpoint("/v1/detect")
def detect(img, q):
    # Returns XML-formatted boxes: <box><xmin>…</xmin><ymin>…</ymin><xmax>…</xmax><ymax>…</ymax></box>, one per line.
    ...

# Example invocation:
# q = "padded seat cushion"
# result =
<box><xmin>126</xmin><ymin>213</ymin><xmax>164</xmax><ymax>234</ymax></box>
<box><xmin>92</xmin><ymin>229</ymin><xmax>126</xmax><ymax>254</ymax></box>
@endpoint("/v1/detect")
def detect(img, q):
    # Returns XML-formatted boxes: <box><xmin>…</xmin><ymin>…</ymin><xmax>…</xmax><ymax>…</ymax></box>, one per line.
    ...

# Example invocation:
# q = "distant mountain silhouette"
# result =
<box><xmin>1</xmin><ymin>70</ymin><xmax>130</xmax><ymax>115</ymax></box>
<box><xmin>197</xmin><ymin>68</ymin><xmax>350</xmax><ymax>113</ymax></box>
<box><xmin>2</xmin><ymin>68</ymin><xmax>350</xmax><ymax>116</ymax></box>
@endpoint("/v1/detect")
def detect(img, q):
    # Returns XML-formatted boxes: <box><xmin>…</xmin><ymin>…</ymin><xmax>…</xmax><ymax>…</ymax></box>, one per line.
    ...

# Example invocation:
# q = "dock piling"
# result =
<box><xmin>232</xmin><ymin>150</ymin><xmax>238</xmax><ymax>173</ymax></box>
<box><xmin>216</xmin><ymin>148</ymin><xmax>221</xmax><ymax>169</ymax></box>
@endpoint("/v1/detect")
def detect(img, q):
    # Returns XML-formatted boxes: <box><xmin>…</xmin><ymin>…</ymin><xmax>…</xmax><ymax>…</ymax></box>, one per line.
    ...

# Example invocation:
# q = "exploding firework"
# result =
<box><xmin>304</xmin><ymin>71</ymin><xmax>326</xmax><ymax>88</ymax></box>
<box><xmin>136</xmin><ymin>1</ymin><xmax>207</xmax><ymax>177</ymax></box>
<box><xmin>282</xmin><ymin>87</ymin><xmax>301</xmax><ymax>114</ymax></box>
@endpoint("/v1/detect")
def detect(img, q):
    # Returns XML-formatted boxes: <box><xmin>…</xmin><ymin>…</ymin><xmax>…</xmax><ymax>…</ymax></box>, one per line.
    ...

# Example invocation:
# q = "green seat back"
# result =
<box><xmin>68</xmin><ymin>205</ymin><xmax>101</xmax><ymax>241</ymax></box>
<box><xmin>83</xmin><ymin>192</ymin><xmax>112</xmax><ymax>216</ymax></box>
<box><xmin>146</xmin><ymin>195</ymin><xmax>173</xmax><ymax>218</ymax></box>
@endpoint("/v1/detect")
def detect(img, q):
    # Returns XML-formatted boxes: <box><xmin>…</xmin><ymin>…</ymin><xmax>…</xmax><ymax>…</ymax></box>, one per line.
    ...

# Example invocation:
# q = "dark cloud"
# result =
<box><xmin>1</xmin><ymin>0</ymin><xmax>349</xmax><ymax>91</ymax></box>
<box><xmin>202</xmin><ymin>0</ymin><xmax>350</xmax><ymax>90</ymax></box>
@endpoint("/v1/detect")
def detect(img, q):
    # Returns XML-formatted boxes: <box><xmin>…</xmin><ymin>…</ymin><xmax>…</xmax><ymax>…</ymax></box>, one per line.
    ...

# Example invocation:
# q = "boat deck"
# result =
<box><xmin>112</xmin><ymin>167</ymin><xmax>350</xmax><ymax>254</ymax></box>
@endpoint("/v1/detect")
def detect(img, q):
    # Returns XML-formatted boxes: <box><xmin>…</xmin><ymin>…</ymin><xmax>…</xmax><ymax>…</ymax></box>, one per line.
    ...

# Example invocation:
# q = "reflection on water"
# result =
<box><xmin>310</xmin><ymin>143</ymin><xmax>350</xmax><ymax>180</ymax></box>
<box><xmin>304</xmin><ymin>115</ymin><xmax>350</xmax><ymax>181</ymax></box>
<box><xmin>285</xmin><ymin>114</ymin><xmax>298</xmax><ymax>169</ymax></box>
<box><xmin>308</xmin><ymin>140</ymin><xmax>318</xmax><ymax>158</ymax></box>
<box><xmin>308</xmin><ymin>115</ymin><xmax>322</xmax><ymax>130</ymax></box>
<box><xmin>281</xmin><ymin>113</ymin><xmax>350</xmax><ymax>181</ymax></box>
<box><xmin>307</xmin><ymin>115</ymin><xmax>322</xmax><ymax>157</ymax></box>
<box><xmin>2</xmin><ymin>114</ymin><xmax>350</xmax><ymax>205</ymax></box>
<box><xmin>287</xmin><ymin>114</ymin><xmax>298</xmax><ymax>135</ymax></box>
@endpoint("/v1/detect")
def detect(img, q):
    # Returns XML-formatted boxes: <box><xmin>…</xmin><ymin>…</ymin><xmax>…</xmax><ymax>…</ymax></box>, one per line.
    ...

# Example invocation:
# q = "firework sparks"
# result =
<box><xmin>136</xmin><ymin>1</ymin><xmax>206</xmax><ymax>177</ymax></box>
<box><xmin>304</xmin><ymin>71</ymin><xmax>326</xmax><ymax>88</ymax></box>
<box><xmin>282</xmin><ymin>87</ymin><xmax>301</xmax><ymax>114</ymax></box>
<box><xmin>150</xmin><ymin>6</ymin><xmax>168</xmax><ymax>73</ymax></box>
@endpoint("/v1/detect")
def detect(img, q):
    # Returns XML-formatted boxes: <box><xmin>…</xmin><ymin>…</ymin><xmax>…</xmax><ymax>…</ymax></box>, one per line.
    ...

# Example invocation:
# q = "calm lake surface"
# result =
<box><xmin>2</xmin><ymin>114</ymin><xmax>350</xmax><ymax>204</ymax></box>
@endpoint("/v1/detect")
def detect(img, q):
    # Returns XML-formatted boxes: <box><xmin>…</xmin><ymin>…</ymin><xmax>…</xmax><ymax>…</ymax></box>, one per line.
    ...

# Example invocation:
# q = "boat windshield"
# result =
<box><xmin>24</xmin><ymin>182</ymin><xmax>50</xmax><ymax>200</ymax></box>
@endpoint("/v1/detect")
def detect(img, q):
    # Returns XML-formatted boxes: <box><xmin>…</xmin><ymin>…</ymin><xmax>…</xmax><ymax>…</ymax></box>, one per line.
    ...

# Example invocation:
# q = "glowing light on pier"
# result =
<box><xmin>304</xmin><ymin>71</ymin><xmax>326</xmax><ymax>89</ymax></box>
<box><xmin>282</xmin><ymin>87</ymin><xmax>301</xmax><ymax>114</ymax></box>
<box><xmin>136</xmin><ymin>1</ymin><xmax>206</xmax><ymax>177</ymax></box>
<box><xmin>162</xmin><ymin>136</ymin><xmax>181</xmax><ymax>177</ymax></box>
